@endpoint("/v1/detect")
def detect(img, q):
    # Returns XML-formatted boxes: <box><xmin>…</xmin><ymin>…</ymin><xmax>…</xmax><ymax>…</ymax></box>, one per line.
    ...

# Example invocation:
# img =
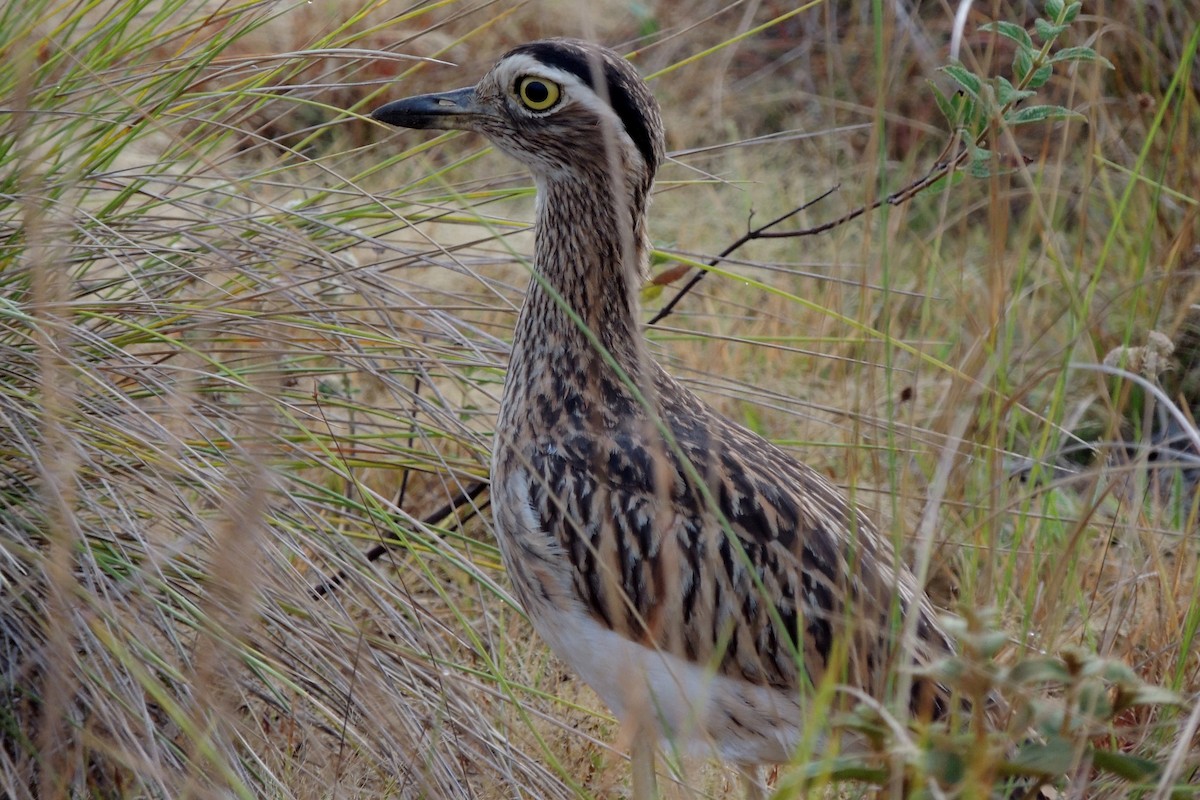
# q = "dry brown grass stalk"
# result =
<box><xmin>1</xmin><ymin>1</ymin><xmax>1198</xmax><ymax>798</ymax></box>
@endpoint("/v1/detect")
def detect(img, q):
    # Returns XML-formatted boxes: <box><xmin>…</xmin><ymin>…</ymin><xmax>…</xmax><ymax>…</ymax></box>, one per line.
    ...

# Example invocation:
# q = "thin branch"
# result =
<box><xmin>646</xmin><ymin>184</ymin><xmax>840</xmax><ymax>326</ymax></box>
<box><xmin>648</xmin><ymin>139</ymin><xmax>968</xmax><ymax>327</ymax></box>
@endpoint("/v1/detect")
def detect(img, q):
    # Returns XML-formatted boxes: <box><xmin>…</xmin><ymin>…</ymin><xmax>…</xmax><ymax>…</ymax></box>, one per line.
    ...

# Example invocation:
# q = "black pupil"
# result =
<box><xmin>524</xmin><ymin>80</ymin><xmax>549</xmax><ymax>104</ymax></box>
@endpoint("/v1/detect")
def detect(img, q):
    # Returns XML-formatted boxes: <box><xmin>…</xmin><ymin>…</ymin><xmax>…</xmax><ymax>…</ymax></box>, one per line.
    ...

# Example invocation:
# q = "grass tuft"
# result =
<box><xmin>1</xmin><ymin>1</ymin><xmax>1198</xmax><ymax>797</ymax></box>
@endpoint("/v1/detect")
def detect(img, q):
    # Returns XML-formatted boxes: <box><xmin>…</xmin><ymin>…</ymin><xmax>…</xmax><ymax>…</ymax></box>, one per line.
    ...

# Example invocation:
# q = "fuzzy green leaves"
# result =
<box><xmin>932</xmin><ymin>0</ymin><xmax>1112</xmax><ymax>179</ymax></box>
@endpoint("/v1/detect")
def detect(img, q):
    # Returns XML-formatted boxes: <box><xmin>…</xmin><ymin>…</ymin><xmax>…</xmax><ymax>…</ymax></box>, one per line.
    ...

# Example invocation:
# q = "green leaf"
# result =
<box><xmin>1014</xmin><ymin>46</ymin><xmax>1034</xmax><ymax>83</ymax></box>
<box><xmin>1003</xmin><ymin>736</ymin><xmax>1076</xmax><ymax>776</ymax></box>
<box><xmin>1092</xmin><ymin>749</ymin><xmax>1162</xmax><ymax>782</ymax></box>
<box><xmin>924</xmin><ymin>748</ymin><xmax>966</xmax><ymax>786</ymax></box>
<box><xmin>1075</xmin><ymin>681</ymin><xmax>1114</xmax><ymax>718</ymax></box>
<box><xmin>1027</xmin><ymin>64</ymin><xmax>1054</xmax><ymax>89</ymax></box>
<box><xmin>955</xmin><ymin>97</ymin><xmax>977</xmax><ymax>128</ymax></box>
<box><xmin>640</xmin><ymin>283</ymin><xmax>663</xmax><ymax>302</ymax></box>
<box><xmin>931</xmin><ymin>82</ymin><xmax>965</xmax><ymax>127</ymax></box>
<box><xmin>1097</xmin><ymin>659</ymin><xmax>1139</xmax><ymax>683</ymax></box>
<box><xmin>1007</xmin><ymin>104</ymin><xmax>1085</xmax><ymax>125</ymax></box>
<box><xmin>1113</xmin><ymin>684</ymin><xmax>1182</xmax><ymax>711</ymax></box>
<box><xmin>1064</xmin><ymin>2</ymin><xmax>1082</xmax><ymax>22</ymax></box>
<box><xmin>1009</xmin><ymin>656</ymin><xmax>1072</xmax><ymax>685</ymax></box>
<box><xmin>996</xmin><ymin>75</ymin><xmax>1015</xmax><ymax>104</ymax></box>
<box><xmin>1036</xmin><ymin>708</ymin><xmax>1067</xmax><ymax>736</ymax></box>
<box><xmin>1034</xmin><ymin>18</ymin><xmax>1068</xmax><ymax>41</ymax></box>
<box><xmin>786</xmin><ymin>755</ymin><xmax>888</xmax><ymax>785</ymax></box>
<box><xmin>968</xmin><ymin>154</ymin><xmax>994</xmax><ymax>179</ymax></box>
<box><xmin>1052</xmin><ymin>46</ymin><xmax>1115</xmax><ymax>69</ymax></box>
<box><xmin>940</xmin><ymin>63</ymin><xmax>982</xmax><ymax>98</ymax></box>
<box><xmin>981</xmin><ymin>20</ymin><xmax>1033</xmax><ymax>49</ymax></box>
<box><xmin>978</xmin><ymin>630</ymin><xmax>1009</xmax><ymax>658</ymax></box>
<box><xmin>1045</xmin><ymin>0</ymin><xmax>1065</xmax><ymax>19</ymax></box>
<box><xmin>996</xmin><ymin>76</ymin><xmax>1037</xmax><ymax>106</ymax></box>
<box><xmin>939</xmin><ymin>616</ymin><xmax>968</xmax><ymax>638</ymax></box>
<box><xmin>926</xmin><ymin>654</ymin><xmax>966</xmax><ymax>682</ymax></box>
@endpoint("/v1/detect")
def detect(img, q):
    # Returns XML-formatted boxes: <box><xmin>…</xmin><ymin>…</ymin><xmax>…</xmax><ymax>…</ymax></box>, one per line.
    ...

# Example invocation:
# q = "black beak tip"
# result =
<box><xmin>369</xmin><ymin>87</ymin><xmax>476</xmax><ymax>130</ymax></box>
<box><xmin>369</xmin><ymin>100</ymin><xmax>412</xmax><ymax>128</ymax></box>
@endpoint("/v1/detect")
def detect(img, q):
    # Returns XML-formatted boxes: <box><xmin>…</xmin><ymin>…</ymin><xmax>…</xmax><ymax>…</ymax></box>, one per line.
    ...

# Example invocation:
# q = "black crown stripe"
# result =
<box><xmin>509</xmin><ymin>41</ymin><xmax>658</xmax><ymax>175</ymax></box>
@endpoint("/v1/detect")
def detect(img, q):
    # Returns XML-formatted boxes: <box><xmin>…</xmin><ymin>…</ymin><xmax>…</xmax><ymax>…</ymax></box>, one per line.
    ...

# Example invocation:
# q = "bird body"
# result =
<box><xmin>373</xmin><ymin>38</ymin><xmax>954</xmax><ymax>793</ymax></box>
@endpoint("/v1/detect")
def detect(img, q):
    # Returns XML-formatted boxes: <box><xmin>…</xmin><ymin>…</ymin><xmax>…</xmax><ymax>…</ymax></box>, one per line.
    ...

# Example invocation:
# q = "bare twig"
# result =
<box><xmin>648</xmin><ymin>140</ymin><xmax>968</xmax><ymax>327</ymax></box>
<box><xmin>647</xmin><ymin>184</ymin><xmax>839</xmax><ymax>325</ymax></box>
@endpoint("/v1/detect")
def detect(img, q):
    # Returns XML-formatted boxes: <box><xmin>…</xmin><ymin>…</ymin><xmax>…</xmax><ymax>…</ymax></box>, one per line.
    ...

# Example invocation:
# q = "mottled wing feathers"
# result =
<box><xmin>514</xmin><ymin>365</ymin><xmax>951</xmax><ymax>707</ymax></box>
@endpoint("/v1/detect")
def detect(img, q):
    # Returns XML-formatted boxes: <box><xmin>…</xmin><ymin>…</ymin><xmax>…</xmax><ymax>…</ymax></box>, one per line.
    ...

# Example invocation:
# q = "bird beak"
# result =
<box><xmin>371</xmin><ymin>86</ymin><xmax>482</xmax><ymax>131</ymax></box>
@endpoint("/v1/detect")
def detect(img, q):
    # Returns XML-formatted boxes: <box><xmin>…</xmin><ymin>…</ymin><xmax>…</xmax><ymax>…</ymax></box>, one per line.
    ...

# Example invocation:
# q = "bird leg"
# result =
<box><xmin>738</xmin><ymin>765</ymin><xmax>765</xmax><ymax>800</ymax></box>
<box><xmin>618</xmin><ymin>670</ymin><xmax>662</xmax><ymax>800</ymax></box>
<box><xmin>630</xmin><ymin>740</ymin><xmax>658</xmax><ymax>800</ymax></box>
<box><xmin>621</xmin><ymin>696</ymin><xmax>660</xmax><ymax>800</ymax></box>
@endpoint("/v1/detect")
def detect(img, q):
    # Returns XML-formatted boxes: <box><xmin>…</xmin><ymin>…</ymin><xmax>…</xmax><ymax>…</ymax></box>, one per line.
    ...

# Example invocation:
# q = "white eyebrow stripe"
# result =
<box><xmin>494</xmin><ymin>53</ymin><xmax>593</xmax><ymax>94</ymax></box>
<box><xmin>487</xmin><ymin>49</ymin><xmax>652</xmax><ymax>174</ymax></box>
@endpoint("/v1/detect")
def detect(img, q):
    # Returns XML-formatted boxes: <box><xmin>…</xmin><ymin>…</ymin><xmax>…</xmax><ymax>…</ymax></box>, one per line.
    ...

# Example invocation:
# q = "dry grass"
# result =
<box><xmin>1</xmin><ymin>0</ymin><xmax>1198</xmax><ymax>797</ymax></box>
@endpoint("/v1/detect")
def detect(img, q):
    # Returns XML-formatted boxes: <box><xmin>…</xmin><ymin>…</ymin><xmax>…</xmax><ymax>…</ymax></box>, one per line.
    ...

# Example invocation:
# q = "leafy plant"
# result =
<box><xmin>934</xmin><ymin>0</ymin><xmax>1114</xmax><ymax>178</ymax></box>
<box><xmin>794</xmin><ymin>611</ymin><xmax>1183</xmax><ymax>799</ymax></box>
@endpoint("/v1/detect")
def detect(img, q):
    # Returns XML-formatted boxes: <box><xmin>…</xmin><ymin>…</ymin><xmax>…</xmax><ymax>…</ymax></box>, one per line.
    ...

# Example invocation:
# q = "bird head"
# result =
<box><xmin>371</xmin><ymin>39</ymin><xmax>664</xmax><ymax>198</ymax></box>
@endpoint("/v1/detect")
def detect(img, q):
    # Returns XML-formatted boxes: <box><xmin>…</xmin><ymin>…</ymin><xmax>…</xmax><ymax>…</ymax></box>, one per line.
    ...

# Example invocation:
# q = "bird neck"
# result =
<box><xmin>512</xmin><ymin>170</ymin><xmax>652</xmax><ymax>382</ymax></box>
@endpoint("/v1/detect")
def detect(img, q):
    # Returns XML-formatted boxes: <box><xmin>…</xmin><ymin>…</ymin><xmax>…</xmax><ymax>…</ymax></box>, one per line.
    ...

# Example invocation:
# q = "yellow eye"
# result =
<box><xmin>516</xmin><ymin>76</ymin><xmax>560</xmax><ymax>111</ymax></box>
